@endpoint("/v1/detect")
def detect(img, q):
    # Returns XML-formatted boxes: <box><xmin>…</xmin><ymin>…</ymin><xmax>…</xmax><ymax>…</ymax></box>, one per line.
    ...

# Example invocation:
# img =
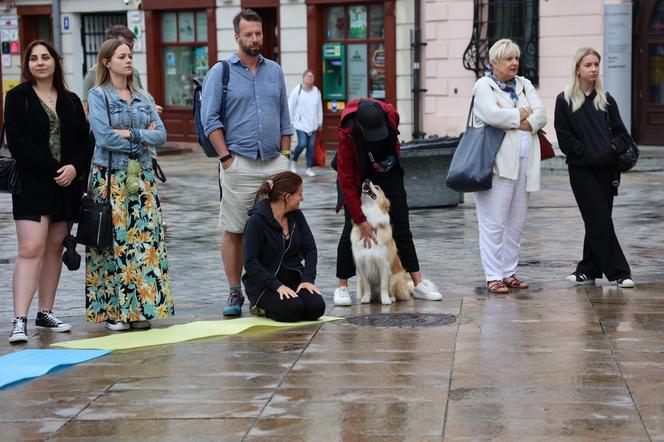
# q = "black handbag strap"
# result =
<box><xmin>465</xmin><ymin>96</ymin><xmax>476</xmax><ymax>129</ymax></box>
<box><xmin>86</xmin><ymin>91</ymin><xmax>113</xmax><ymax>199</ymax></box>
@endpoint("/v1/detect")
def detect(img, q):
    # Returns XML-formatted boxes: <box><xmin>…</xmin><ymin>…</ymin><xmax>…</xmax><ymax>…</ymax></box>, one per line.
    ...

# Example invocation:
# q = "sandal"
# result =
<box><xmin>487</xmin><ymin>280</ymin><xmax>509</xmax><ymax>294</ymax></box>
<box><xmin>503</xmin><ymin>274</ymin><xmax>529</xmax><ymax>289</ymax></box>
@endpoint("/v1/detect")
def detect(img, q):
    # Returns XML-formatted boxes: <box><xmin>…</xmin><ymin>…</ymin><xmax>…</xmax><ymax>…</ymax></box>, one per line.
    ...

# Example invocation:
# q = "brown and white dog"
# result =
<box><xmin>351</xmin><ymin>179</ymin><xmax>413</xmax><ymax>305</ymax></box>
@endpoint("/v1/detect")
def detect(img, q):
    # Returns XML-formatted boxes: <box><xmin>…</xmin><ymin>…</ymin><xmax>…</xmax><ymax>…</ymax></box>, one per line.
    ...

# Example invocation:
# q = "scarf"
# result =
<box><xmin>488</xmin><ymin>72</ymin><xmax>518</xmax><ymax>106</ymax></box>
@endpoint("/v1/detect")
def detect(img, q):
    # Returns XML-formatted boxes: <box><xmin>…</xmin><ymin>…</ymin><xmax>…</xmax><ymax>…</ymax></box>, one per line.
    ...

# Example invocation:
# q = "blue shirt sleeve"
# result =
<box><xmin>201</xmin><ymin>62</ymin><xmax>224</xmax><ymax>138</ymax></box>
<box><xmin>278</xmin><ymin>70</ymin><xmax>293</xmax><ymax>137</ymax></box>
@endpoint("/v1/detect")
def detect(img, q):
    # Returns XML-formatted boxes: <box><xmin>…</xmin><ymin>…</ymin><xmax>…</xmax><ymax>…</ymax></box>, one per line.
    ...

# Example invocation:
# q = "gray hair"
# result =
<box><xmin>488</xmin><ymin>39</ymin><xmax>521</xmax><ymax>63</ymax></box>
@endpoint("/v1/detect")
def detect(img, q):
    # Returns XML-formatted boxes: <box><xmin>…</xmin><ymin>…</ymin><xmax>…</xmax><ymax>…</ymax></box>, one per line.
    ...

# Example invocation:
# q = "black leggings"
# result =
<box><xmin>255</xmin><ymin>268</ymin><xmax>326</xmax><ymax>323</ymax></box>
<box><xmin>336</xmin><ymin>165</ymin><xmax>420</xmax><ymax>279</ymax></box>
<box><xmin>568</xmin><ymin>165</ymin><xmax>630</xmax><ymax>281</ymax></box>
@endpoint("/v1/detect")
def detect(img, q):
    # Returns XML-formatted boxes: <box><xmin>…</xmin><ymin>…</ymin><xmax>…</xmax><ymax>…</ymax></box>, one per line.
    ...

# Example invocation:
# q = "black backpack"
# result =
<box><xmin>193</xmin><ymin>59</ymin><xmax>230</xmax><ymax>157</ymax></box>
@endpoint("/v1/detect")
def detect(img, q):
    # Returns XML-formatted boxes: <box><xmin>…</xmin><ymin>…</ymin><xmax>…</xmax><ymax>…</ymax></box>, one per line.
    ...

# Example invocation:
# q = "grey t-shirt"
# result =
<box><xmin>82</xmin><ymin>64</ymin><xmax>144</xmax><ymax>102</ymax></box>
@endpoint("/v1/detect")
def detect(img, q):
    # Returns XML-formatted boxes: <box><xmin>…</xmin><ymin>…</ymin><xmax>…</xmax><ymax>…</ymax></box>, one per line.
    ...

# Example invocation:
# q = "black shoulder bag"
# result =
<box><xmin>0</xmin><ymin>97</ymin><xmax>28</xmax><ymax>194</ymax></box>
<box><xmin>606</xmin><ymin>93</ymin><xmax>639</xmax><ymax>172</ymax></box>
<box><xmin>75</xmin><ymin>93</ymin><xmax>114</xmax><ymax>250</ymax></box>
<box><xmin>0</xmin><ymin>126</ymin><xmax>21</xmax><ymax>194</ymax></box>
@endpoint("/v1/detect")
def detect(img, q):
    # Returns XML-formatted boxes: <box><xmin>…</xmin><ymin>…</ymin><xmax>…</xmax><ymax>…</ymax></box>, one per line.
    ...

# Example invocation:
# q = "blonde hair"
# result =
<box><xmin>563</xmin><ymin>47</ymin><xmax>607</xmax><ymax>113</ymax></box>
<box><xmin>95</xmin><ymin>39</ymin><xmax>137</xmax><ymax>91</ymax></box>
<box><xmin>488</xmin><ymin>39</ymin><xmax>521</xmax><ymax>64</ymax></box>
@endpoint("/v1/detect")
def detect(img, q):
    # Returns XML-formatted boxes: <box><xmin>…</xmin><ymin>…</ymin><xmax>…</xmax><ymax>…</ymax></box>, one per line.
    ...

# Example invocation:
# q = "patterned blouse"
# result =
<box><xmin>39</xmin><ymin>99</ymin><xmax>61</xmax><ymax>162</ymax></box>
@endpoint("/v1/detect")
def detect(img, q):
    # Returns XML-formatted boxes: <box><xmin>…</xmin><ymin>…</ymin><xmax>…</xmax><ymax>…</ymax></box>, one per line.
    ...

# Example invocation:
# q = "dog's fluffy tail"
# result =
<box><xmin>391</xmin><ymin>272</ymin><xmax>413</xmax><ymax>301</ymax></box>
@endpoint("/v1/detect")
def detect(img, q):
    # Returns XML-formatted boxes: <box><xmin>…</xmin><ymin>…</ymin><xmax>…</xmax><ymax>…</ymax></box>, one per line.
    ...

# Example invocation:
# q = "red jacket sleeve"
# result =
<box><xmin>337</xmin><ymin>126</ymin><xmax>366</xmax><ymax>225</ymax></box>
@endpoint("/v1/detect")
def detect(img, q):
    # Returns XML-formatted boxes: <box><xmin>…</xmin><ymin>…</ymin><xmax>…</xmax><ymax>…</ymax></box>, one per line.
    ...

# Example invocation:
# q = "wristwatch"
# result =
<box><xmin>219</xmin><ymin>153</ymin><xmax>233</xmax><ymax>163</ymax></box>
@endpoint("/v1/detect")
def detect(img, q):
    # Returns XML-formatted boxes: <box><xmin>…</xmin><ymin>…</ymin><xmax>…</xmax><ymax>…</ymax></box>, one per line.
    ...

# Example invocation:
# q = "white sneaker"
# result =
<box><xmin>289</xmin><ymin>160</ymin><xmax>297</xmax><ymax>173</ymax></box>
<box><xmin>413</xmin><ymin>279</ymin><xmax>442</xmax><ymax>301</ymax></box>
<box><xmin>305</xmin><ymin>168</ymin><xmax>316</xmax><ymax>177</ymax></box>
<box><xmin>333</xmin><ymin>286</ymin><xmax>352</xmax><ymax>306</ymax></box>
<box><xmin>618</xmin><ymin>277</ymin><xmax>635</xmax><ymax>288</ymax></box>
<box><xmin>105</xmin><ymin>320</ymin><xmax>130</xmax><ymax>331</ymax></box>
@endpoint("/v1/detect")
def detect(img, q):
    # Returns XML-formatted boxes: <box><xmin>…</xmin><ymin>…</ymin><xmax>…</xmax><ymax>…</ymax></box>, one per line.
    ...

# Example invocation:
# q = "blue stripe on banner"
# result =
<box><xmin>0</xmin><ymin>349</ymin><xmax>111</xmax><ymax>389</ymax></box>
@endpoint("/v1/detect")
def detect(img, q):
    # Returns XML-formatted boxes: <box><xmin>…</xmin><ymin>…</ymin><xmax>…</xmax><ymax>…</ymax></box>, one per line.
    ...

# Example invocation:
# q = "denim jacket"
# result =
<box><xmin>89</xmin><ymin>83</ymin><xmax>166</xmax><ymax>170</ymax></box>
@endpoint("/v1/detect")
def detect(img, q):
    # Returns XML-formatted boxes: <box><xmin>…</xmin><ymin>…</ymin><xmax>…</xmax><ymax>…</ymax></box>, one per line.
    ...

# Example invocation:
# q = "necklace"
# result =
<box><xmin>34</xmin><ymin>87</ymin><xmax>57</xmax><ymax>107</ymax></box>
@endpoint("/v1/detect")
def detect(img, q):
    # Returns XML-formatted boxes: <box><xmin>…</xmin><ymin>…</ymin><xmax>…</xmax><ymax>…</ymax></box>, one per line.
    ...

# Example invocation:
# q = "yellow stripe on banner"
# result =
<box><xmin>50</xmin><ymin>316</ymin><xmax>343</xmax><ymax>351</ymax></box>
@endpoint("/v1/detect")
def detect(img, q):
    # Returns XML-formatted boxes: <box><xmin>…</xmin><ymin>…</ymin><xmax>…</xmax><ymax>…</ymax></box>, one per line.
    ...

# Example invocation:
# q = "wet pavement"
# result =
<box><xmin>1</xmin><ymin>151</ymin><xmax>664</xmax><ymax>440</ymax></box>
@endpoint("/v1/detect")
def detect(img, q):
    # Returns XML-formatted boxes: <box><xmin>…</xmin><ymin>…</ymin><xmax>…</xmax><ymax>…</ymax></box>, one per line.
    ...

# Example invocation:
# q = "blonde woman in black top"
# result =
<box><xmin>554</xmin><ymin>47</ymin><xmax>634</xmax><ymax>288</ymax></box>
<box><xmin>5</xmin><ymin>40</ymin><xmax>90</xmax><ymax>343</ymax></box>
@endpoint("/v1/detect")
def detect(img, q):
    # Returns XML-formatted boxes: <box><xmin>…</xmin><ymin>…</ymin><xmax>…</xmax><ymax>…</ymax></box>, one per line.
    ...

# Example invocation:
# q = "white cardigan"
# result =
<box><xmin>471</xmin><ymin>75</ymin><xmax>547</xmax><ymax>192</ymax></box>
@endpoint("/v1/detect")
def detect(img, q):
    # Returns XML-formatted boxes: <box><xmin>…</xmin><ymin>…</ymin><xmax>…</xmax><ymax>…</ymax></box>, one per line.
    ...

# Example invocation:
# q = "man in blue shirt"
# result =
<box><xmin>201</xmin><ymin>9</ymin><xmax>292</xmax><ymax>316</ymax></box>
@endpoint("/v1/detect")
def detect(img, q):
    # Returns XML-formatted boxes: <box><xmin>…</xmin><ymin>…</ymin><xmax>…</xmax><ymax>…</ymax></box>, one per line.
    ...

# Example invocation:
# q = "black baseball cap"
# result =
<box><xmin>355</xmin><ymin>100</ymin><xmax>389</xmax><ymax>142</ymax></box>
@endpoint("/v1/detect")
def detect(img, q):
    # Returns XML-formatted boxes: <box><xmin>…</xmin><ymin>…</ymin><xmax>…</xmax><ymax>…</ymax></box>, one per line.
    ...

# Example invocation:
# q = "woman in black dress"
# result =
<box><xmin>5</xmin><ymin>40</ymin><xmax>90</xmax><ymax>343</ymax></box>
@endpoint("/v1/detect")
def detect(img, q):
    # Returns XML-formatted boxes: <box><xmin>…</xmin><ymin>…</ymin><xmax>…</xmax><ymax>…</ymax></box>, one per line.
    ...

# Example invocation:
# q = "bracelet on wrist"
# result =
<box><xmin>219</xmin><ymin>153</ymin><xmax>233</xmax><ymax>163</ymax></box>
<box><xmin>281</xmin><ymin>149</ymin><xmax>291</xmax><ymax>159</ymax></box>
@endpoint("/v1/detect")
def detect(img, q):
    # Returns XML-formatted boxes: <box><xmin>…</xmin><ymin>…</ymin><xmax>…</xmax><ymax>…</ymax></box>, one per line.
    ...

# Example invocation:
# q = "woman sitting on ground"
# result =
<box><xmin>243</xmin><ymin>171</ymin><xmax>325</xmax><ymax>322</ymax></box>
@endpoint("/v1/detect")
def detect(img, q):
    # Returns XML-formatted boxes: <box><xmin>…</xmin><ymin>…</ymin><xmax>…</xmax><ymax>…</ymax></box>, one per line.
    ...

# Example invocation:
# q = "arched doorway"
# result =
<box><xmin>637</xmin><ymin>0</ymin><xmax>664</xmax><ymax>144</ymax></box>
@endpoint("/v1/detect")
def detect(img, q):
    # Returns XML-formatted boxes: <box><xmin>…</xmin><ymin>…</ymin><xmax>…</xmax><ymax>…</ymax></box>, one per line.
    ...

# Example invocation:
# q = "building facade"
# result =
<box><xmin>0</xmin><ymin>0</ymin><xmax>662</xmax><ymax>146</ymax></box>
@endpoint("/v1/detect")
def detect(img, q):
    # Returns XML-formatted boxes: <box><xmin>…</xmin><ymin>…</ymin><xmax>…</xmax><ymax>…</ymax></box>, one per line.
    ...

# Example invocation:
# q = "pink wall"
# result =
<box><xmin>421</xmin><ymin>0</ymin><xmax>627</xmax><ymax>140</ymax></box>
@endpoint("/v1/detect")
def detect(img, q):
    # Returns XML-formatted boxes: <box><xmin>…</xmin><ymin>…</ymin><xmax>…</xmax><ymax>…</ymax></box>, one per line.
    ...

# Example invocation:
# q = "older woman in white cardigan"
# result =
<box><xmin>472</xmin><ymin>39</ymin><xmax>547</xmax><ymax>294</ymax></box>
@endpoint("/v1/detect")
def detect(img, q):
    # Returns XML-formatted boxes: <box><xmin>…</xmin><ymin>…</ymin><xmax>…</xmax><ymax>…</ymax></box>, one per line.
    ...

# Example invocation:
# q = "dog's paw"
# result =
<box><xmin>360</xmin><ymin>295</ymin><xmax>371</xmax><ymax>304</ymax></box>
<box><xmin>390</xmin><ymin>295</ymin><xmax>396</xmax><ymax>302</ymax></box>
<box><xmin>381</xmin><ymin>297</ymin><xmax>392</xmax><ymax>305</ymax></box>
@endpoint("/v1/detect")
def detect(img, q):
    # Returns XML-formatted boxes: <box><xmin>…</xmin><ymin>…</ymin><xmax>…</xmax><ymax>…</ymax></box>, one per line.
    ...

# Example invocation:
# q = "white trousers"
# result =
<box><xmin>474</xmin><ymin>158</ymin><xmax>529</xmax><ymax>282</ymax></box>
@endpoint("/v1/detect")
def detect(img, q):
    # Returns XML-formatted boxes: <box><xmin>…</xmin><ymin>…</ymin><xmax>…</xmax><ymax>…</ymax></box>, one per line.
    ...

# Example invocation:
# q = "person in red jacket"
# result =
<box><xmin>333</xmin><ymin>98</ymin><xmax>442</xmax><ymax>306</ymax></box>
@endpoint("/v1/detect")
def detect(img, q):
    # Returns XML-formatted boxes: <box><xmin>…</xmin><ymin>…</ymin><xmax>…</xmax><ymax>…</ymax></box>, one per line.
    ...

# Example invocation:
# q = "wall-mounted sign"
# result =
<box><xmin>603</xmin><ymin>4</ymin><xmax>632</xmax><ymax>131</ymax></box>
<box><xmin>62</xmin><ymin>15</ymin><xmax>70</xmax><ymax>32</ymax></box>
<box><xmin>1</xmin><ymin>54</ymin><xmax>10</xmax><ymax>67</ymax></box>
<box><xmin>0</xmin><ymin>15</ymin><xmax>17</xmax><ymax>28</ymax></box>
<box><xmin>9</xmin><ymin>41</ymin><xmax>19</xmax><ymax>55</ymax></box>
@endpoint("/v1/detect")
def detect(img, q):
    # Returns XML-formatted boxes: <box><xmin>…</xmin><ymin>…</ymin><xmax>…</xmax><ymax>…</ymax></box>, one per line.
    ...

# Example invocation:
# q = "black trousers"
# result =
<box><xmin>336</xmin><ymin>165</ymin><xmax>420</xmax><ymax>279</ymax></box>
<box><xmin>256</xmin><ymin>268</ymin><xmax>326</xmax><ymax>323</ymax></box>
<box><xmin>568</xmin><ymin>165</ymin><xmax>630</xmax><ymax>281</ymax></box>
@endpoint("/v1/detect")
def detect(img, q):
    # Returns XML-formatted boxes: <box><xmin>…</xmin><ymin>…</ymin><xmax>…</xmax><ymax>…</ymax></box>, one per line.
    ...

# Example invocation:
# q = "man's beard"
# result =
<box><xmin>240</xmin><ymin>42</ymin><xmax>262</xmax><ymax>57</ymax></box>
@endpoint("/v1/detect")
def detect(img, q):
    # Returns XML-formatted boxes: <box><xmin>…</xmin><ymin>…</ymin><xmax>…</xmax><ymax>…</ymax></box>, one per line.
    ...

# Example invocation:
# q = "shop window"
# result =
<box><xmin>322</xmin><ymin>4</ymin><xmax>385</xmax><ymax>102</ymax></box>
<box><xmin>650</xmin><ymin>0</ymin><xmax>664</xmax><ymax>32</ymax></box>
<box><xmin>161</xmin><ymin>11</ymin><xmax>208</xmax><ymax>107</ymax></box>
<box><xmin>462</xmin><ymin>0</ymin><xmax>539</xmax><ymax>85</ymax></box>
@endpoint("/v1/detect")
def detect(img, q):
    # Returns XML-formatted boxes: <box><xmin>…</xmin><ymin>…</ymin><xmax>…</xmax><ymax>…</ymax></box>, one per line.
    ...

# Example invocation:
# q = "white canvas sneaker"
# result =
<box><xmin>289</xmin><ymin>160</ymin><xmax>297</xmax><ymax>173</ymax></box>
<box><xmin>413</xmin><ymin>279</ymin><xmax>442</xmax><ymax>301</ymax></box>
<box><xmin>333</xmin><ymin>286</ymin><xmax>352</xmax><ymax>306</ymax></box>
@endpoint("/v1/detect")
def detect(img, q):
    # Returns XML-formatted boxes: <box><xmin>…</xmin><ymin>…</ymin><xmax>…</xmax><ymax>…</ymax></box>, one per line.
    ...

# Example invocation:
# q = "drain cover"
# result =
<box><xmin>347</xmin><ymin>313</ymin><xmax>456</xmax><ymax>328</ymax></box>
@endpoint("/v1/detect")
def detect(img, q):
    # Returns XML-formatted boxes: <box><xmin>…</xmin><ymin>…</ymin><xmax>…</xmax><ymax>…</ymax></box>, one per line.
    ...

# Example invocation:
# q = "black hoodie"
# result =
<box><xmin>554</xmin><ymin>91</ymin><xmax>632</xmax><ymax>167</ymax></box>
<box><xmin>242</xmin><ymin>198</ymin><xmax>317</xmax><ymax>304</ymax></box>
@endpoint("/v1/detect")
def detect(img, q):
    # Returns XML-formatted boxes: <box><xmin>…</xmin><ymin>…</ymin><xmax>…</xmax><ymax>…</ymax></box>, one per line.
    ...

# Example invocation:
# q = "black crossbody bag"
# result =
<box><xmin>75</xmin><ymin>93</ymin><xmax>114</xmax><ymax>250</ymax></box>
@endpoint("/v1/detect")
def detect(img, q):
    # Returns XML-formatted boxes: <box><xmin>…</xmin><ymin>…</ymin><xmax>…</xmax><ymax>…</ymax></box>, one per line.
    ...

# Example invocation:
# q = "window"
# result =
<box><xmin>81</xmin><ymin>14</ymin><xmax>127</xmax><ymax>75</ymax></box>
<box><xmin>161</xmin><ymin>11</ymin><xmax>208</xmax><ymax>106</ymax></box>
<box><xmin>323</xmin><ymin>4</ymin><xmax>385</xmax><ymax>101</ymax></box>
<box><xmin>462</xmin><ymin>0</ymin><xmax>539</xmax><ymax>85</ymax></box>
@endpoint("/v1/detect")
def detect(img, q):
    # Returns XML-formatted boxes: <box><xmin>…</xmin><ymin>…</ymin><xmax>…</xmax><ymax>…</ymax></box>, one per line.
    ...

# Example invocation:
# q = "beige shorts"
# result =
<box><xmin>219</xmin><ymin>154</ymin><xmax>290</xmax><ymax>233</ymax></box>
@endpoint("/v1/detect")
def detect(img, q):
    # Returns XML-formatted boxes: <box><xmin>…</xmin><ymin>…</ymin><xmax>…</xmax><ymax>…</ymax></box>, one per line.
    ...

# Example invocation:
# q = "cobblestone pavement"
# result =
<box><xmin>1</xmin><ymin>152</ymin><xmax>664</xmax><ymax>440</ymax></box>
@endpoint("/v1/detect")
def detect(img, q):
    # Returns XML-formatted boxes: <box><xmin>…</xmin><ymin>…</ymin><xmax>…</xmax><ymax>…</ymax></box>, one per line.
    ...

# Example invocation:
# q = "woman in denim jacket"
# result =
<box><xmin>86</xmin><ymin>39</ymin><xmax>174</xmax><ymax>331</ymax></box>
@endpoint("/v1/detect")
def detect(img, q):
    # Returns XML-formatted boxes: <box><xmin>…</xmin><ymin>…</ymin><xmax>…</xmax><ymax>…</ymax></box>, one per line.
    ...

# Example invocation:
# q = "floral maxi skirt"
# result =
<box><xmin>85</xmin><ymin>165</ymin><xmax>174</xmax><ymax>323</ymax></box>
